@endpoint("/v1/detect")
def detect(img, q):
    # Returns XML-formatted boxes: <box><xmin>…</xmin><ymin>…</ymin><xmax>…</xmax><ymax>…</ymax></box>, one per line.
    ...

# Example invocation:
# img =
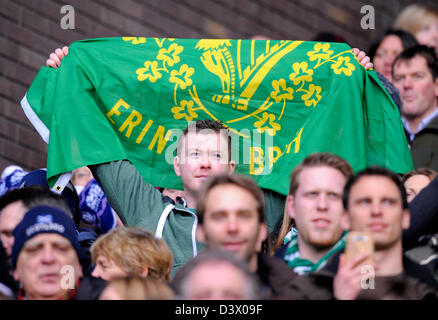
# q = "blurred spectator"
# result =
<box><xmin>0</xmin><ymin>187</ymin><xmax>73</xmax><ymax>261</ymax></box>
<box><xmin>368</xmin><ymin>29</ymin><xmax>418</xmax><ymax>82</ymax></box>
<box><xmin>12</xmin><ymin>205</ymin><xmax>88</xmax><ymax>299</ymax></box>
<box><xmin>0</xmin><ymin>240</ymin><xmax>14</xmax><ymax>299</ymax></box>
<box><xmin>403</xmin><ymin>168</ymin><xmax>438</xmax><ymax>277</ymax></box>
<box><xmin>99</xmin><ymin>275</ymin><xmax>174</xmax><ymax>300</ymax></box>
<box><xmin>194</xmin><ymin>174</ymin><xmax>296</xmax><ymax>297</ymax></box>
<box><xmin>287</xmin><ymin>167</ymin><xmax>438</xmax><ymax>299</ymax></box>
<box><xmin>172</xmin><ymin>249</ymin><xmax>263</xmax><ymax>300</ymax></box>
<box><xmin>90</xmin><ymin>226</ymin><xmax>173</xmax><ymax>281</ymax></box>
<box><xmin>394</xmin><ymin>3</ymin><xmax>438</xmax><ymax>54</ymax></box>
<box><xmin>402</xmin><ymin>168</ymin><xmax>438</xmax><ymax>203</ymax></box>
<box><xmin>71</xmin><ymin>167</ymin><xmax>93</xmax><ymax>194</ymax></box>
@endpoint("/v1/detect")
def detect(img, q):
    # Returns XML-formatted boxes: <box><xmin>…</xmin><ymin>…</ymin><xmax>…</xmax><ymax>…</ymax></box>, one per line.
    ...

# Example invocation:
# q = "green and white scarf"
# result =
<box><xmin>283</xmin><ymin>228</ymin><xmax>347</xmax><ymax>274</ymax></box>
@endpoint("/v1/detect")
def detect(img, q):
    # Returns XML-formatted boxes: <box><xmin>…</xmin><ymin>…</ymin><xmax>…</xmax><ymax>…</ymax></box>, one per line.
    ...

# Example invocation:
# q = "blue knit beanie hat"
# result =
<box><xmin>11</xmin><ymin>205</ymin><xmax>83</xmax><ymax>269</ymax></box>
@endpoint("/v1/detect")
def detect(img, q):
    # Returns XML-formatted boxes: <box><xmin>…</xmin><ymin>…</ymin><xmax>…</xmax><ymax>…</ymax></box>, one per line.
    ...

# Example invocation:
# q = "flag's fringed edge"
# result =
<box><xmin>20</xmin><ymin>93</ymin><xmax>72</xmax><ymax>194</ymax></box>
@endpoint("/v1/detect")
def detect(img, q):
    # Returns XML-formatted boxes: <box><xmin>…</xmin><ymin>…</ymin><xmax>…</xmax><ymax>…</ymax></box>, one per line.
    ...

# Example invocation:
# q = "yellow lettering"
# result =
<box><xmin>119</xmin><ymin>110</ymin><xmax>142</xmax><ymax>138</ymax></box>
<box><xmin>107</xmin><ymin>98</ymin><xmax>130</xmax><ymax>124</ymax></box>
<box><xmin>148</xmin><ymin>126</ymin><xmax>173</xmax><ymax>154</ymax></box>
<box><xmin>268</xmin><ymin>146</ymin><xmax>282</xmax><ymax>168</ymax></box>
<box><xmin>250</xmin><ymin>147</ymin><xmax>264</xmax><ymax>175</ymax></box>
<box><xmin>136</xmin><ymin>119</ymin><xmax>154</xmax><ymax>144</ymax></box>
<box><xmin>286</xmin><ymin>127</ymin><xmax>304</xmax><ymax>154</ymax></box>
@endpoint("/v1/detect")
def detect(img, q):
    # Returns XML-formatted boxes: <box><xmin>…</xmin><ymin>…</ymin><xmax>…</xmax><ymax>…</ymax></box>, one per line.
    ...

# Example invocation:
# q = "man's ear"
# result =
<box><xmin>140</xmin><ymin>267</ymin><xmax>149</xmax><ymax>278</ymax></box>
<box><xmin>259</xmin><ymin>223</ymin><xmax>268</xmax><ymax>242</ymax></box>
<box><xmin>174</xmin><ymin>156</ymin><xmax>181</xmax><ymax>177</ymax></box>
<box><xmin>197</xmin><ymin>224</ymin><xmax>206</xmax><ymax>243</ymax></box>
<box><xmin>402</xmin><ymin>208</ymin><xmax>410</xmax><ymax>230</ymax></box>
<box><xmin>341</xmin><ymin>210</ymin><xmax>351</xmax><ymax>231</ymax></box>
<box><xmin>286</xmin><ymin>194</ymin><xmax>295</xmax><ymax>220</ymax></box>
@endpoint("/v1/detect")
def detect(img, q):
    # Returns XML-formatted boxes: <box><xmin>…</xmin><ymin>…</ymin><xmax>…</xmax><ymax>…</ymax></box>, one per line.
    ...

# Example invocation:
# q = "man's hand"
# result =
<box><xmin>46</xmin><ymin>46</ymin><xmax>69</xmax><ymax>68</ymax></box>
<box><xmin>352</xmin><ymin>48</ymin><xmax>373</xmax><ymax>70</ymax></box>
<box><xmin>45</xmin><ymin>45</ymin><xmax>373</xmax><ymax>71</ymax></box>
<box><xmin>333</xmin><ymin>252</ymin><xmax>375</xmax><ymax>300</ymax></box>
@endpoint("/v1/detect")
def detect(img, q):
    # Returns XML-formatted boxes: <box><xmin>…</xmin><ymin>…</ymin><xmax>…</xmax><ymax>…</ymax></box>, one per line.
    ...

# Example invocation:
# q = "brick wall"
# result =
<box><xmin>1</xmin><ymin>0</ymin><xmax>437</xmax><ymax>173</ymax></box>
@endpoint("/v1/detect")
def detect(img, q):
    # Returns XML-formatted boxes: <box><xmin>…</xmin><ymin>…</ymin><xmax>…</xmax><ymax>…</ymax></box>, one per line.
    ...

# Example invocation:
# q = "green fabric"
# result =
<box><xmin>92</xmin><ymin>160</ymin><xmax>206</xmax><ymax>277</ymax></box>
<box><xmin>23</xmin><ymin>37</ymin><xmax>413</xmax><ymax>193</ymax></box>
<box><xmin>283</xmin><ymin>228</ymin><xmax>347</xmax><ymax>274</ymax></box>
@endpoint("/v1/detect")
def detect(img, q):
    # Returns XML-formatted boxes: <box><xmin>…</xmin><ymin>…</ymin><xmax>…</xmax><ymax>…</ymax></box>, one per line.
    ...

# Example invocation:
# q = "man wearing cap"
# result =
<box><xmin>11</xmin><ymin>205</ymin><xmax>85</xmax><ymax>300</ymax></box>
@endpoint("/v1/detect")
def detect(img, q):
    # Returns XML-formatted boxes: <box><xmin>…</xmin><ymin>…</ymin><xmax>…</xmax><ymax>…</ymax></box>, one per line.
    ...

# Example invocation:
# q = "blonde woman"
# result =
<box><xmin>91</xmin><ymin>226</ymin><xmax>173</xmax><ymax>281</ymax></box>
<box><xmin>394</xmin><ymin>3</ymin><xmax>438</xmax><ymax>54</ymax></box>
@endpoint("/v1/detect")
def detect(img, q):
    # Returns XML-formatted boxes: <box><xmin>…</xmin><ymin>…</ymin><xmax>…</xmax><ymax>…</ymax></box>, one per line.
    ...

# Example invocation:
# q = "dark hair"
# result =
<box><xmin>392</xmin><ymin>45</ymin><xmax>438</xmax><ymax>80</ymax></box>
<box><xmin>176</xmin><ymin>119</ymin><xmax>232</xmax><ymax>162</ymax></box>
<box><xmin>196</xmin><ymin>174</ymin><xmax>265</xmax><ymax>224</ymax></box>
<box><xmin>0</xmin><ymin>186</ymin><xmax>73</xmax><ymax>220</ymax></box>
<box><xmin>342</xmin><ymin>166</ymin><xmax>408</xmax><ymax>211</ymax></box>
<box><xmin>368</xmin><ymin>29</ymin><xmax>418</xmax><ymax>62</ymax></box>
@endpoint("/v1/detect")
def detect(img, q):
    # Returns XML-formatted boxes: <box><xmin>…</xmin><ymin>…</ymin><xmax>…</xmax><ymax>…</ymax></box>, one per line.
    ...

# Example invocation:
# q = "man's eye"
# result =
<box><xmin>210</xmin><ymin>212</ymin><xmax>226</xmax><ymax>220</ymax></box>
<box><xmin>211</xmin><ymin>153</ymin><xmax>221</xmax><ymax>160</ymax></box>
<box><xmin>383</xmin><ymin>199</ymin><xmax>396</xmax><ymax>205</ymax></box>
<box><xmin>190</xmin><ymin>151</ymin><xmax>200</xmax><ymax>157</ymax></box>
<box><xmin>328</xmin><ymin>193</ymin><xmax>340</xmax><ymax>200</ymax></box>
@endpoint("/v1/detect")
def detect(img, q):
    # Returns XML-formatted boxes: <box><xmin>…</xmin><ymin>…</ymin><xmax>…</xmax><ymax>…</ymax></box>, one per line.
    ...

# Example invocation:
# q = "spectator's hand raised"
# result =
<box><xmin>352</xmin><ymin>48</ymin><xmax>373</xmax><ymax>70</ymax></box>
<box><xmin>46</xmin><ymin>46</ymin><xmax>69</xmax><ymax>68</ymax></box>
<box><xmin>333</xmin><ymin>252</ymin><xmax>375</xmax><ymax>300</ymax></box>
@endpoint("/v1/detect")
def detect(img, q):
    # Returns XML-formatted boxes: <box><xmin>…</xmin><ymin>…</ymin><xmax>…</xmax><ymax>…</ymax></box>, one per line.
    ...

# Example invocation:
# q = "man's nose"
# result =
<box><xmin>371</xmin><ymin>201</ymin><xmax>383</xmax><ymax>217</ymax></box>
<box><xmin>316</xmin><ymin>194</ymin><xmax>328</xmax><ymax>210</ymax></box>
<box><xmin>226</xmin><ymin>216</ymin><xmax>238</xmax><ymax>233</ymax></box>
<box><xmin>199</xmin><ymin>153</ymin><xmax>211</xmax><ymax>168</ymax></box>
<box><xmin>41</xmin><ymin>247</ymin><xmax>56</xmax><ymax>263</ymax></box>
<box><xmin>402</xmin><ymin>77</ymin><xmax>413</xmax><ymax>89</ymax></box>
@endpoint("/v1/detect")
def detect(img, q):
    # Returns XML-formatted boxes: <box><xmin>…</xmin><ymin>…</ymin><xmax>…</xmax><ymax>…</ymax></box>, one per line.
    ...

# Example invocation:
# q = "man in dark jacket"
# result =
<box><xmin>286</xmin><ymin>166</ymin><xmax>438</xmax><ymax>300</ymax></box>
<box><xmin>392</xmin><ymin>45</ymin><xmax>438</xmax><ymax>171</ymax></box>
<box><xmin>187</xmin><ymin>173</ymin><xmax>296</xmax><ymax>298</ymax></box>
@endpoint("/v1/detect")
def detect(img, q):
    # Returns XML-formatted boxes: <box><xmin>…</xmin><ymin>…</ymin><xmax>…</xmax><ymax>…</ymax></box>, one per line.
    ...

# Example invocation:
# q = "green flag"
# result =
<box><xmin>21</xmin><ymin>37</ymin><xmax>413</xmax><ymax>195</ymax></box>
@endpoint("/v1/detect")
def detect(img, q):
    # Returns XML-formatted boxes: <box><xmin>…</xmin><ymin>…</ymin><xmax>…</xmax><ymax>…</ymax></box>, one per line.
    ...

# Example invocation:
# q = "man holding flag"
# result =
<box><xmin>22</xmin><ymin>38</ymin><xmax>408</xmax><ymax>276</ymax></box>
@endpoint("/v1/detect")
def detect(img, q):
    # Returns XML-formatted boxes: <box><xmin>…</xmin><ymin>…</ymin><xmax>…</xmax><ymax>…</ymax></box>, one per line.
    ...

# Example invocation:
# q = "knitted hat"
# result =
<box><xmin>11</xmin><ymin>205</ymin><xmax>83</xmax><ymax>269</ymax></box>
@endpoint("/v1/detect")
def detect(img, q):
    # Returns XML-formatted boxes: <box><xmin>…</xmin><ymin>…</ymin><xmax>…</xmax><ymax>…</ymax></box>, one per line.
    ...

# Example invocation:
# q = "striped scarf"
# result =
<box><xmin>283</xmin><ymin>228</ymin><xmax>347</xmax><ymax>274</ymax></box>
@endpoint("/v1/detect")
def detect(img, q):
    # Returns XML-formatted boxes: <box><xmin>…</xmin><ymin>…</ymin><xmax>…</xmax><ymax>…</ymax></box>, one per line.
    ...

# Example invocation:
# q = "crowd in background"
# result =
<box><xmin>1</xmin><ymin>2</ymin><xmax>438</xmax><ymax>300</ymax></box>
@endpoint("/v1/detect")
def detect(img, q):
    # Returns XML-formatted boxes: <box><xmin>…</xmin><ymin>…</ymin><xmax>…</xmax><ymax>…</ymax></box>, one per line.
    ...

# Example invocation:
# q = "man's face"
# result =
<box><xmin>185</xmin><ymin>261</ymin><xmax>251</xmax><ymax>300</ymax></box>
<box><xmin>393</xmin><ymin>55</ymin><xmax>438</xmax><ymax>121</ymax></box>
<box><xmin>91</xmin><ymin>255</ymin><xmax>128</xmax><ymax>281</ymax></box>
<box><xmin>197</xmin><ymin>184</ymin><xmax>267</xmax><ymax>263</ymax></box>
<box><xmin>0</xmin><ymin>201</ymin><xmax>27</xmax><ymax>258</ymax></box>
<box><xmin>13</xmin><ymin>233</ymin><xmax>83</xmax><ymax>300</ymax></box>
<box><xmin>404</xmin><ymin>174</ymin><xmax>431</xmax><ymax>203</ymax></box>
<box><xmin>174</xmin><ymin>132</ymin><xmax>235</xmax><ymax>195</ymax></box>
<box><xmin>343</xmin><ymin>176</ymin><xmax>410</xmax><ymax>251</ymax></box>
<box><xmin>288</xmin><ymin>166</ymin><xmax>346</xmax><ymax>250</ymax></box>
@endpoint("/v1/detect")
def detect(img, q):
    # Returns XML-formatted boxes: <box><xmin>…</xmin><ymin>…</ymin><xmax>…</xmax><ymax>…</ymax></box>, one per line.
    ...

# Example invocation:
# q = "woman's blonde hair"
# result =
<box><xmin>394</xmin><ymin>4</ymin><xmax>438</xmax><ymax>35</ymax></box>
<box><xmin>91</xmin><ymin>226</ymin><xmax>173</xmax><ymax>281</ymax></box>
<box><xmin>101</xmin><ymin>275</ymin><xmax>174</xmax><ymax>300</ymax></box>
